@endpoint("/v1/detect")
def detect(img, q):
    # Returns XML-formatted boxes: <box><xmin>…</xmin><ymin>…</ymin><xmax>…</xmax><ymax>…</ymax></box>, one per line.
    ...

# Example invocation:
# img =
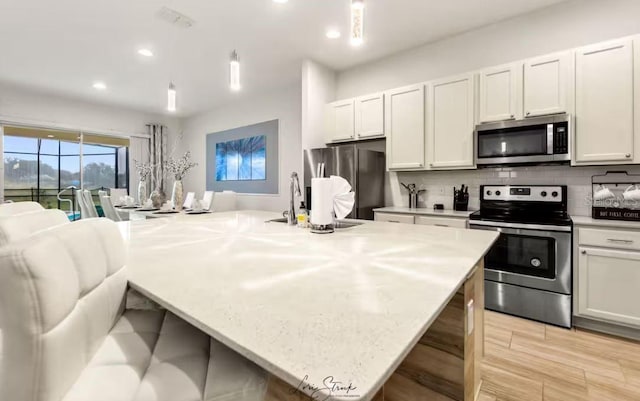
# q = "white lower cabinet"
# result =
<box><xmin>577</xmin><ymin>246</ymin><xmax>640</xmax><ymax>327</ymax></box>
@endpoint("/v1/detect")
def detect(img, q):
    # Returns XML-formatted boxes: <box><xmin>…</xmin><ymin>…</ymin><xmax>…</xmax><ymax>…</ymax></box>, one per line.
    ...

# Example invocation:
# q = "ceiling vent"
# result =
<box><xmin>156</xmin><ymin>7</ymin><xmax>196</xmax><ymax>29</ymax></box>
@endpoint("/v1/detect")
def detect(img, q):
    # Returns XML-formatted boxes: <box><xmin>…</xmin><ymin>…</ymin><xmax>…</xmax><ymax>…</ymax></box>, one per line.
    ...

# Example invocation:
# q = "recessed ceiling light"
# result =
<box><xmin>92</xmin><ymin>82</ymin><xmax>107</xmax><ymax>90</ymax></box>
<box><xmin>47</xmin><ymin>134</ymin><xmax>54</xmax><ymax>138</ymax></box>
<box><xmin>326</xmin><ymin>29</ymin><xmax>341</xmax><ymax>39</ymax></box>
<box><xmin>273</xmin><ymin>0</ymin><xmax>288</xmax><ymax>3</ymax></box>
<box><xmin>138</xmin><ymin>48</ymin><xmax>154</xmax><ymax>57</ymax></box>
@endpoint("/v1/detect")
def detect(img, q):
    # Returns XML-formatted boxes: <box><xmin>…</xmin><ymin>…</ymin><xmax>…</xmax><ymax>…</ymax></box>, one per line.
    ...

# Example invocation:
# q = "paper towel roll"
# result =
<box><xmin>311</xmin><ymin>178</ymin><xmax>334</xmax><ymax>226</ymax></box>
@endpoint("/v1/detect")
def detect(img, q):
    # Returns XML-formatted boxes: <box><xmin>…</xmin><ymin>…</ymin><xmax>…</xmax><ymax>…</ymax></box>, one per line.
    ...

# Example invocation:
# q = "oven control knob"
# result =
<box><xmin>530</xmin><ymin>258</ymin><xmax>542</xmax><ymax>268</ymax></box>
<box><xmin>486</xmin><ymin>190</ymin><xmax>492</xmax><ymax>196</ymax></box>
<box><xmin>495</xmin><ymin>190</ymin><xmax>501</xmax><ymax>196</ymax></box>
<box><xmin>552</xmin><ymin>191</ymin><xmax>559</xmax><ymax>198</ymax></box>
<box><xmin>541</xmin><ymin>191</ymin><xmax>547</xmax><ymax>197</ymax></box>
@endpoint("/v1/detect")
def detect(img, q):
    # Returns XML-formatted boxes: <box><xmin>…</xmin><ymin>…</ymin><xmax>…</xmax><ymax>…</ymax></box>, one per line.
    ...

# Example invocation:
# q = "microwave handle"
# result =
<box><xmin>547</xmin><ymin>124</ymin><xmax>554</xmax><ymax>155</ymax></box>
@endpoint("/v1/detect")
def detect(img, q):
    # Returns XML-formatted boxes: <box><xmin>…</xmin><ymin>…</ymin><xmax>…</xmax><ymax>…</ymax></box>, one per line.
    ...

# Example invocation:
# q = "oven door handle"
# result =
<box><xmin>469</xmin><ymin>219</ymin><xmax>572</xmax><ymax>232</ymax></box>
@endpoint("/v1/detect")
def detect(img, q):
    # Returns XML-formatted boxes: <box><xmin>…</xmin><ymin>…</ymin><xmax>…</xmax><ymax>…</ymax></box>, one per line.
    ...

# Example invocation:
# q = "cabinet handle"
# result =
<box><xmin>626</xmin><ymin>153</ymin><xmax>632</xmax><ymax>158</ymax></box>
<box><xmin>510</xmin><ymin>114</ymin><xmax>515</xmax><ymax>118</ymax></box>
<box><xmin>607</xmin><ymin>238</ymin><xmax>633</xmax><ymax>244</ymax></box>
<box><xmin>581</xmin><ymin>250</ymin><xmax>587</xmax><ymax>254</ymax></box>
<box><xmin>434</xmin><ymin>224</ymin><xmax>449</xmax><ymax>227</ymax></box>
<box><xmin>388</xmin><ymin>220</ymin><xmax>400</xmax><ymax>223</ymax></box>
<box><xmin>526</xmin><ymin>112</ymin><xmax>531</xmax><ymax>116</ymax></box>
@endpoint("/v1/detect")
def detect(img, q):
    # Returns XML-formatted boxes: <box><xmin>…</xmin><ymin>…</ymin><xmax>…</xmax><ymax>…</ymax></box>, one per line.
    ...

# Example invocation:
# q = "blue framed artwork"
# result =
<box><xmin>206</xmin><ymin>119</ymin><xmax>278</xmax><ymax>194</ymax></box>
<box><xmin>215</xmin><ymin>135</ymin><xmax>266</xmax><ymax>181</ymax></box>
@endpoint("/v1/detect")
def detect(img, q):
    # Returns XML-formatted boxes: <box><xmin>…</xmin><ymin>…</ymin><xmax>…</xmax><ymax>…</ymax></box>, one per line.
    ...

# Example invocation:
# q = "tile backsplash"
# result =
<box><xmin>388</xmin><ymin>165</ymin><xmax>640</xmax><ymax>217</ymax></box>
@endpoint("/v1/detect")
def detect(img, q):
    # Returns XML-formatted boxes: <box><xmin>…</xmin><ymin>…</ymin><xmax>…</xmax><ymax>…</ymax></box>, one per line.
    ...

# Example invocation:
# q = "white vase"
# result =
<box><xmin>172</xmin><ymin>180</ymin><xmax>184</xmax><ymax>211</ymax></box>
<box><xmin>137</xmin><ymin>180</ymin><xmax>147</xmax><ymax>205</ymax></box>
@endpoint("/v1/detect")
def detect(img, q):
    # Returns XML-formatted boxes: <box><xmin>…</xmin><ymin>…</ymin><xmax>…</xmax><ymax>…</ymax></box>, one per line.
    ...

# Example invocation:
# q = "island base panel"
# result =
<box><xmin>263</xmin><ymin>261</ymin><xmax>484</xmax><ymax>401</ymax></box>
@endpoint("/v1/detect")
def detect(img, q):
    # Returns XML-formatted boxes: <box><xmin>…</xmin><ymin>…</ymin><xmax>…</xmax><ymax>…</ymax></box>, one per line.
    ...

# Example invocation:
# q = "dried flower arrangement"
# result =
<box><xmin>134</xmin><ymin>160</ymin><xmax>153</xmax><ymax>182</ymax></box>
<box><xmin>165</xmin><ymin>151</ymin><xmax>198</xmax><ymax>180</ymax></box>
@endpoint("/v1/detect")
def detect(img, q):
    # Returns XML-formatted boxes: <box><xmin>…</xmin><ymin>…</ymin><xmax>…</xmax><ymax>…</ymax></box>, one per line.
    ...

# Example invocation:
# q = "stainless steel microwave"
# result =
<box><xmin>475</xmin><ymin>114</ymin><xmax>571</xmax><ymax>166</ymax></box>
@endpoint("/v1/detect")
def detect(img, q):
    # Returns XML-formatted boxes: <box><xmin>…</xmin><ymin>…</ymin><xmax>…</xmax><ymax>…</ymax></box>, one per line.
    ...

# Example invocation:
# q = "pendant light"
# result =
<box><xmin>167</xmin><ymin>82</ymin><xmax>177</xmax><ymax>112</ymax></box>
<box><xmin>230</xmin><ymin>50</ymin><xmax>241</xmax><ymax>91</ymax></box>
<box><xmin>350</xmin><ymin>0</ymin><xmax>364</xmax><ymax>46</ymax></box>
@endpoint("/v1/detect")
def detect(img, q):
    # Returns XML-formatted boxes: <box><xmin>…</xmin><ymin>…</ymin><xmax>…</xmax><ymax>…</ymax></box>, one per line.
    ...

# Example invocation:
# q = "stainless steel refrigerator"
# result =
<box><xmin>303</xmin><ymin>144</ymin><xmax>385</xmax><ymax>220</ymax></box>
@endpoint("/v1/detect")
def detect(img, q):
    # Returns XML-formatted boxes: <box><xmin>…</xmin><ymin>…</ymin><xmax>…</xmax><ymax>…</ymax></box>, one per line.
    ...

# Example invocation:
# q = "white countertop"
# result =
<box><xmin>572</xmin><ymin>215</ymin><xmax>640</xmax><ymax>230</ymax></box>
<box><xmin>374</xmin><ymin>206</ymin><xmax>475</xmax><ymax>218</ymax></box>
<box><xmin>121</xmin><ymin>211</ymin><xmax>498</xmax><ymax>401</ymax></box>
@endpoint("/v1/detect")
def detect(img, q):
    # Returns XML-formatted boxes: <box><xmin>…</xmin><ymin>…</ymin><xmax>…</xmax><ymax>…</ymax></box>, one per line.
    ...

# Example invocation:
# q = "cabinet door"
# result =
<box><xmin>386</xmin><ymin>84</ymin><xmax>426</xmax><ymax>170</ymax></box>
<box><xmin>524</xmin><ymin>52</ymin><xmax>570</xmax><ymax>117</ymax></box>
<box><xmin>327</xmin><ymin>99</ymin><xmax>355</xmax><ymax>142</ymax></box>
<box><xmin>355</xmin><ymin>93</ymin><xmax>385</xmax><ymax>139</ymax></box>
<box><xmin>577</xmin><ymin>246</ymin><xmax>640</xmax><ymax>327</ymax></box>
<box><xmin>575</xmin><ymin>39</ymin><xmax>634</xmax><ymax>163</ymax></box>
<box><xmin>428</xmin><ymin>74</ymin><xmax>475</xmax><ymax>169</ymax></box>
<box><xmin>478</xmin><ymin>64</ymin><xmax>521</xmax><ymax>123</ymax></box>
<box><xmin>415</xmin><ymin>216</ymin><xmax>467</xmax><ymax>228</ymax></box>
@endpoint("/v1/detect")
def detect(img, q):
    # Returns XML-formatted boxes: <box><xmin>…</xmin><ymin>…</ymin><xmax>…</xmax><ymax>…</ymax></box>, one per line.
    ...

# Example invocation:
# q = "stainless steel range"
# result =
<box><xmin>469</xmin><ymin>185</ymin><xmax>572</xmax><ymax>328</ymax></box>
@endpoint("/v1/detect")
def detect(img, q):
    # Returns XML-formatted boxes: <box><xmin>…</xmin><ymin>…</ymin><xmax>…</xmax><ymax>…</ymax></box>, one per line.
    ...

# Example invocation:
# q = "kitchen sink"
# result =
<box><xmin>265</xmin><ymin>218</ymin><xmax>363</xmax><ymax>229</ymax></box>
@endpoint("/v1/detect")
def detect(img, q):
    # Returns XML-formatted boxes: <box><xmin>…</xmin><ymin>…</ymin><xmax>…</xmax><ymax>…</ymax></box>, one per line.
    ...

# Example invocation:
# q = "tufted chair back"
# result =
<box><xmin>0</xmin><ymin>201</ymin><xmax>44</xmax><ymax>216</ymax></box>
<box><xmin>0</xmin><ymin>209</ymin><xmax>69</xmax><ymax>246</ymax></box>
<box><xmin>0</xmin><ymin>218</ymin><xmax>128</xmax><ymax>401</ymax></box>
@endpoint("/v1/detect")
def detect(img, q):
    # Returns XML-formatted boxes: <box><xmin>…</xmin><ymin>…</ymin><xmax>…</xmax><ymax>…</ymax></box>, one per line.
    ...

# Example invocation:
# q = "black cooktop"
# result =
<box><xmin>469</xmin><ymin>210</ymin><xmax>572</xmax><ymax>226</ymax></box>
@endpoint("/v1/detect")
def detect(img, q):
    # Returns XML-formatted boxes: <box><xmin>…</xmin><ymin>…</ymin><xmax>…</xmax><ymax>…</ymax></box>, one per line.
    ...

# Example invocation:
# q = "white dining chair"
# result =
<box><xmin>201</xmin><ymin>191</ymin><xmax>215</xmax><ymax>211</ymax></box>
<box><xmin>183</xmin><ymin>192</ymin><xmax>196</xmax><ymax>209</ymax></box>
<box><xmin>75</xmin><ymin>189</ymin><xmax>91</xmax><ymax>219</ymax></box>
<box><xmin>0</xmin><ymin>201</ymin><xmax>43</xmax><ymax>217</ymax></box>
<box><xmin>82</xmin><ymin>190</ymin><xmax>99</xmax><ymax>218</ymax></box>
<box><xmin>109</xmin><ymin>188</ymin><xmax>128</xmax><ymax>202</ymax></box>
<box><xmin>98</xmin><ymin>191</ymin><xmax>122</xmax><ymax>222</ymax></box>
<box><xmin>211</xmin><ymin>190</ymin><xmax>237</xmax><ymax>212</ymax></box>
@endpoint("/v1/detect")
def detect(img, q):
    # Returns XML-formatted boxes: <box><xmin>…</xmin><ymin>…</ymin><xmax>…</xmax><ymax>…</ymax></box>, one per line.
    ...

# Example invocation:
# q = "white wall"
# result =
<box><xmin>178</xmin><ymin>83</ymin><xmax>302</xmax><ymax>212</ymax></box>
<box><xmin>301</xmin><ymin>59</ymin><xmax>336</xmax><ymax>151</ymax></box>
<box><xmin>337</xmin><ymin>0</ymin><xmax>640</xmax><ymax>99</ymax></box>
<box><xmin>0</xmin><ymin>82</ymin><xmax>179</xmax><ymax>136</ymax></box>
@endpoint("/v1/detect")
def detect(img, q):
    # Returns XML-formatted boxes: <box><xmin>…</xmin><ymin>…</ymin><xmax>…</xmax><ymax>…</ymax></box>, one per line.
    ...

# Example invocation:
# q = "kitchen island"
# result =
<box><xmin>122</xmin><ymin>211</ymin><xmax>498</xmax><ymax>401</ymax></box>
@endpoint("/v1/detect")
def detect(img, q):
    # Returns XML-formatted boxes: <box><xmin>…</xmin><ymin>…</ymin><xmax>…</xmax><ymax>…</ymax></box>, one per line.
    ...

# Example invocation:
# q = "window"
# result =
<box><xmin>215</xmin><ymin>135</ymin><xmax>266</xmax><ymax>181</ymax></box>
<box><xmin>2</xmin><ymin>126</ymin><xmax>129</xmax><ymax>213</ymax></box>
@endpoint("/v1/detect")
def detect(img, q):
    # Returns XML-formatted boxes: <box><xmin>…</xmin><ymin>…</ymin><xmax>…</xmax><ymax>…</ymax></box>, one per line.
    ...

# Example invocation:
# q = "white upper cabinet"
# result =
<box><xmin>524</xmin><ymin>52</ymin><xmax>571</xmax><ymax>117</ymax></box>
<box><xmin>326</xmin><ymin>99</ymin><xmax>355</xmax><ymax>142</ymax></box>
<box><xmin>428</xmin><ymin>73</ymin><xmax>476</xmax><ymax>169</ymax></box>
<box><xmin>575</xmin><ymin>38</ymin><xmax>634</xmax><ymax>164</ymax></box>
<box><xmin>355</xmin><ymin>93</ymin><xmax>385</xmax><ymax>139</ymax></box>
<box><xmin>478</xmin><ymin>63</ymin><xmax>522</xmax><ymax>123</ymax></box>
<box><xmin>386</xmin><ymin>84</ymin><xmax>426</xmax><ymax>170</ymax></box>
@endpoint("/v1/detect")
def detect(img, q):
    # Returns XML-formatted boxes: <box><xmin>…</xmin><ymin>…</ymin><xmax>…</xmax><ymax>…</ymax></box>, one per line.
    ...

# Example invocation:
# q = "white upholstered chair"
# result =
<box><xmin>211</xmin><ymin>191</ymin><xmax>237</xmax><ymax>212</ymax></box>
<box><xmin>201</xmin><ymin>191</ymin><xmax>215</xmax><ymax>211</ymax></box>
<box><xmin>183</xmin><ymin>192</ymin><xmax>196</xmax><ymax>209</ymax></box>
<box><xmin>0</xmin><ymin>201</ymin><xmax>44</xmax><ymax>216</ymax></box>
<box><xmin>0</xmin><ymin>218</ymin><xmax>266</xmax><ymax>401</ymax></box>
<box><xmin>83</xmin><ymin>190</ymin><xmax>99</xmax><ymax>217</ymax></box>
<box><xmin>109</xmin><ymin>188</ymin><xmax>128</xmax><ymax>202</ymax></box>
<box><xmin>98</xmin><ymin>191</ymin><xmax>122</xmax><ymax>222</ymax></box>
<box><xmin>76</xmin><ymin>190</ymin><xmax>98</xmax><ymax>219</ymax></box>
<box><xmin>0</xmin><ymin>209</ymin><xmax>69</xmax><ymax>246</ymax></box>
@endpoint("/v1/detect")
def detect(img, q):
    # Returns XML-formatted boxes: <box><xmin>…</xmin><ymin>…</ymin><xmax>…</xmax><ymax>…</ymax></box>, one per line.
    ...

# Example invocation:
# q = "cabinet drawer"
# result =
<box><xmin>578</xmin><ymin>227</ymin><xmax>640</xmax><ymax>251</ymax></box>
<box><xmin>374</xmin><ymin>213</ymin><xmax>415</xmax><ymax>224</ymax></box>
<box><xmin>415</xmin><ymin>216</ymin><xmax>467</xmax><ymax>228</ymax></box>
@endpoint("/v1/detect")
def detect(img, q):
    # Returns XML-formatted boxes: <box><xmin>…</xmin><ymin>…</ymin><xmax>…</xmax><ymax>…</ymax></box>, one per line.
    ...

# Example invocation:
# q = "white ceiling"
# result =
<box><xmin>0</xmin><ymin>0</ymin><xmax>568</xmax><ymax>117</ymax></box>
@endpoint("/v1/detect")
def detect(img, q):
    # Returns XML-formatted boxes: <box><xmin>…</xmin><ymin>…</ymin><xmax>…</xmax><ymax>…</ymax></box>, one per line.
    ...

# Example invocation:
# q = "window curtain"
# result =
<box><xmin>129</xmin><ymin>136</ymin><xmax>150</xmax><ymax>197</ymax></box>
<box><xmin>148</xmin><ymin>124</ymin><xmax>167</xmax><ymax>193</ymax></box>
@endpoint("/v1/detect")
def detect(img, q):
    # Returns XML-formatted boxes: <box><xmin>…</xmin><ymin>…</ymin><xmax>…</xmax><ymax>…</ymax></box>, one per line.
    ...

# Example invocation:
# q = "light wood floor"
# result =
<box><xmin>478</xmin><ymin>311</ymin><xmax>640</xmax><ymax>401</ymax></box>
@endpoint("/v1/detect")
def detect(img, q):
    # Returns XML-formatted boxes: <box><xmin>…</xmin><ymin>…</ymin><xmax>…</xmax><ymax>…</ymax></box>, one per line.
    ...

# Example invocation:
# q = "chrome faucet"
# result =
<box><xmin>286</xmin><ymin>172</ymin><xmax>301</xmax><ymax>225</ymax></box>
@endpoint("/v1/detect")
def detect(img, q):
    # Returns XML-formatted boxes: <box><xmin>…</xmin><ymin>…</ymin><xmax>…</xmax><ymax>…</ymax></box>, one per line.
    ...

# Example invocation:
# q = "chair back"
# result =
<box><xmin>0</xmin><ymin>209</ymin><xmax>69</xmax><ymax>246</ymax></box>
<box><xmin>183</xmin><ymin>192</ymin><xmax>195</xmax><ymax>209</ymax></box>
<box><xmin>99</xmin><ymin>192</ymin><xmax>122</xmax><ymax>222</ymax></box>
<box><xmin>108</xmin><ymin>188</ymin><xmax>128</xmax><ymax>202</ymax></box>
<box><xmin>82</xmin><ymin>190</ymin><xmax>99</xmax><ymax>218</ymax></box>
<box><xmin>0</xmin><ymin>201</ymin><xmax>44</xmax><ymax>217</ymax></box>
<box><xmin>201</xmin><ymin>191</ymin><xmax>215</xmax><ymax>211</ymax></box>
<box><xmin>211</xmin><ymin>191</ymin><xmax>237</xmax><ymax>212</ymax></box>
<box><xmin>76</xmin><ymin>190</ymin><xmax>91</xmax><ymax>219</ymax></box>
<box><xmin>0</xmin><ymin>219</ymin><xmax>127</xmax><ymax>401</ymax></box>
